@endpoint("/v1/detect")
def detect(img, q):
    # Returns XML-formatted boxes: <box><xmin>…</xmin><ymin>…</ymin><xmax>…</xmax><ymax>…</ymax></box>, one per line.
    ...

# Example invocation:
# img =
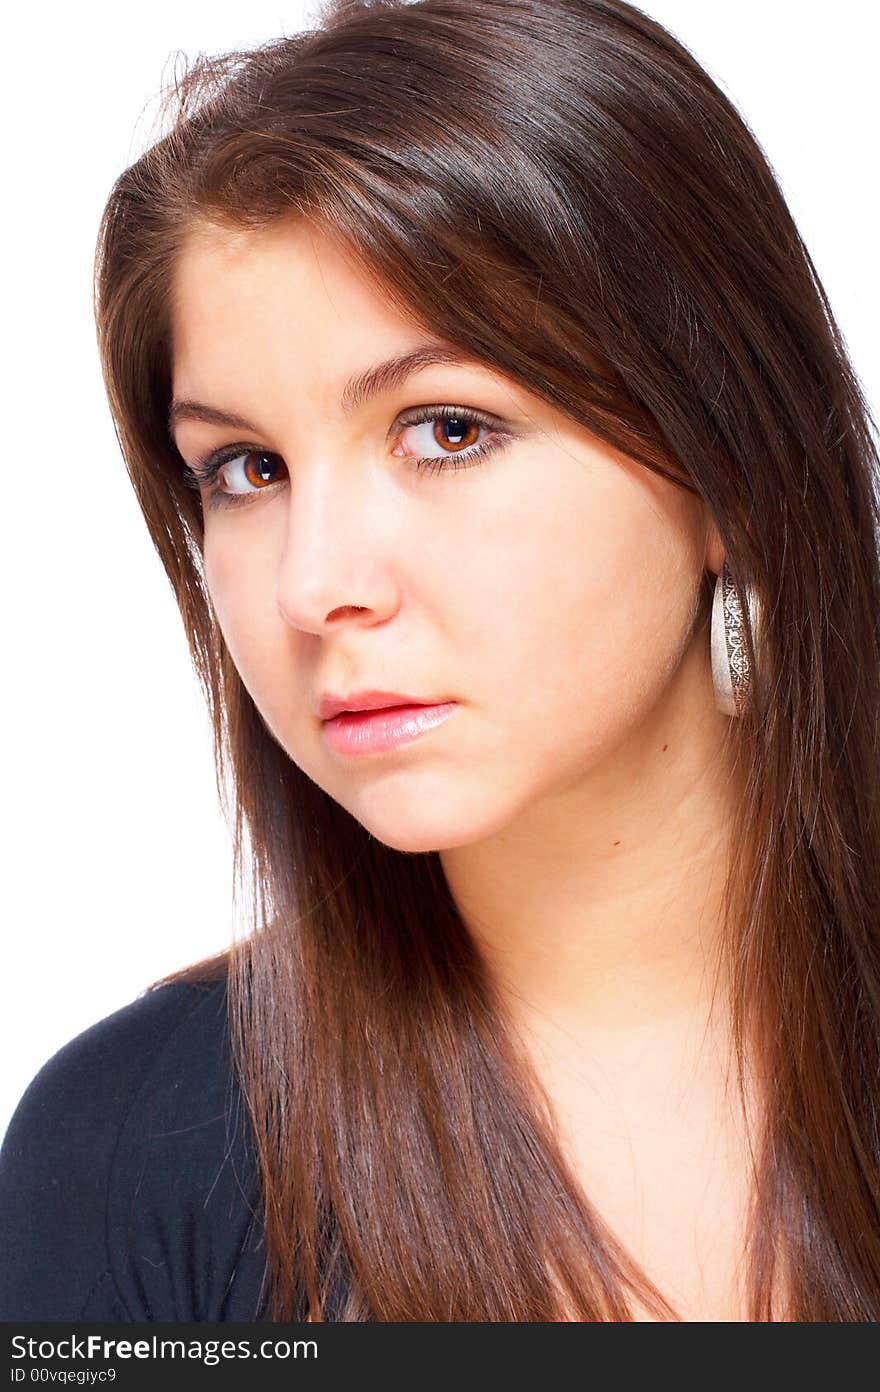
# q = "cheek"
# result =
<box><xmin>204</xmin><ymin>537</ymin><xmax>292</xmax><ymax>720</ymax></box>
<box><xmin>444</xmin><ymin>480</ymin><xmax>704</xmax><ymax>752</ymax></box>
<box><xmin>204</xmin><ymin>540</ymin><xmax>247</xmax><ymax>661</ymax></box>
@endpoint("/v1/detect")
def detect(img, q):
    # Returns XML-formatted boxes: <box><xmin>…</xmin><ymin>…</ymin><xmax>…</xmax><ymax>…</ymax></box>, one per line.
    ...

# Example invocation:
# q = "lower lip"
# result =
<box><xmin>320</xmin><ymin>702</ymin><xmax>459</xmax><ymax>756</ymax></box>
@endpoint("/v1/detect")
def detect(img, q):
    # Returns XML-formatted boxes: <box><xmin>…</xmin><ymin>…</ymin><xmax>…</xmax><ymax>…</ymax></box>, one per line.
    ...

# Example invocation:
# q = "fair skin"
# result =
<box><xmin>171</xmin><ymin>216</ymin><xmax>761</xmax><ymax>1319</ymax></box>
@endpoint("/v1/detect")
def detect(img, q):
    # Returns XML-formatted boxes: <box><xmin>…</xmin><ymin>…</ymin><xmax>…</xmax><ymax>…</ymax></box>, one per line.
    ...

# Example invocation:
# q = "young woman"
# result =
<box><xmin>2</xmin><ymin>0</ymin><xmax>879</xmax><ymax>1322</ymax></box>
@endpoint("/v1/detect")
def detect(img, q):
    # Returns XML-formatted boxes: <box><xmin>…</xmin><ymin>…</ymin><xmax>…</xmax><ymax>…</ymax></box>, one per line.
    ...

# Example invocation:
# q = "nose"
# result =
<box><xmin>274</xmin><ymin>453</ymin><xmax>400</xmax><ymax>636</ymax></box>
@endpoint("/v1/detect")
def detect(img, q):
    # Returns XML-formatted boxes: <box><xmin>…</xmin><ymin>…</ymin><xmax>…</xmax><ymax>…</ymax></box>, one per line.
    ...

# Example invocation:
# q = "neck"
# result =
<box><xmin>440</xmin><ymin>641</ymin><xmax>746</xmax><ymax>1060</ymax></box>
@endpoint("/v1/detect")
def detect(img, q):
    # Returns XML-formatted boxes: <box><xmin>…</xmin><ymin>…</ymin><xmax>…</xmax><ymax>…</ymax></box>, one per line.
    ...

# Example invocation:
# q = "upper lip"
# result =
<box><xmin>317</xmin><ymin>690</ymin><xmax>447</xmax><ymax>721</ymax></box>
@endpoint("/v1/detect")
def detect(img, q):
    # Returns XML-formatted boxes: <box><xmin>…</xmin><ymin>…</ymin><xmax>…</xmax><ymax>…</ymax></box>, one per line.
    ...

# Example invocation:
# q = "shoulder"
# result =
<box><xmin>0</xmin><ymin>977</ymin><xmax>269</xmax><ymax>1321</ymax></box>
<box><xmin>4</xmin><ymin>979</ymin><xmax>223</xmax><ymax>1145</ymax></box>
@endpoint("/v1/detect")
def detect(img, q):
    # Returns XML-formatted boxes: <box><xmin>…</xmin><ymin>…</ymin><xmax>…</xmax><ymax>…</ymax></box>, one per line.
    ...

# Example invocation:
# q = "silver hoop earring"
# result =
<box><xmin>711</xmin><ymin>561</ymin><xmax>761</xmax><ymax>717</ymax></box>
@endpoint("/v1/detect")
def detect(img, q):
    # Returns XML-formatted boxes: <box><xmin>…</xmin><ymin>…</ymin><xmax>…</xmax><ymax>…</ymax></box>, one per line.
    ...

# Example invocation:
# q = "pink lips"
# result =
<box><xmin>320</xmin><ymin>701</ymin><xmax>460</xmax><ymax>756</ymax></box>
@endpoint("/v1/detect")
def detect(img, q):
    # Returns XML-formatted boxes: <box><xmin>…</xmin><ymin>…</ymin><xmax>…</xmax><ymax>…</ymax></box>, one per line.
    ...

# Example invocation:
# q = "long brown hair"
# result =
<box><xmin>93</xmin><ymin>0</ymin><xmax>880</xmax><ymax>1319</ymax></box>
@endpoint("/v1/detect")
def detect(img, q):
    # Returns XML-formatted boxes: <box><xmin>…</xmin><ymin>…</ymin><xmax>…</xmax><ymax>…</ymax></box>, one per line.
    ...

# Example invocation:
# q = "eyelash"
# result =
<box><xmin>179</xmin><ymin>405</ymin><xmax>511</xmax><ymax>510</ymax></box>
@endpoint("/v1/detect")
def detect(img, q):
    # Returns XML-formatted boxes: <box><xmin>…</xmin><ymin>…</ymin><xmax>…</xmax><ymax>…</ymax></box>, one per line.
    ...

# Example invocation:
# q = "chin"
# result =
<box><xmin>367</xmin><ymin>826</ymin><xmax>476</xmax><ymax>855</ymax></box>
<box><xmin>345</xmin><ymin>788</ymin><xmax>515</xmax><ymax>856</ymax></box>
<box><xmin>350</xmin><ymin>812</ymin><xmax>476</xmax><ymax>856</ymax></box>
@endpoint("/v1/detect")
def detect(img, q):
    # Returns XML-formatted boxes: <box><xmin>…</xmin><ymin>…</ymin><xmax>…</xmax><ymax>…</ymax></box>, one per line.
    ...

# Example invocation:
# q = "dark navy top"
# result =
<box><xmin>0</xmin><ymin>979</ymin><xmax>273</xmax><ymax>1321</ymax></box>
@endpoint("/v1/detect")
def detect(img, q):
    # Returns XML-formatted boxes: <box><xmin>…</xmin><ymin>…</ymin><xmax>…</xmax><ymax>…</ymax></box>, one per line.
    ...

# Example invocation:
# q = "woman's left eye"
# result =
<box><xmin>393</xmin><ymin>406</ymin><xmax>510</xmax><ymax>476</ymax></box>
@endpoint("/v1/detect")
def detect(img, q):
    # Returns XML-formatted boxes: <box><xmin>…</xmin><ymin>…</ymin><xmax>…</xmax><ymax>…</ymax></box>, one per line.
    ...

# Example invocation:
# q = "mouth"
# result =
<box><xmin>319</xmin><ymin>701</ymin><xmax>460</xmax><ymax>757</ymax></box>
<box><xmin>317</xmin><ymin>689</ymin><xmax>452</xmax><ymax>721</ymax></box>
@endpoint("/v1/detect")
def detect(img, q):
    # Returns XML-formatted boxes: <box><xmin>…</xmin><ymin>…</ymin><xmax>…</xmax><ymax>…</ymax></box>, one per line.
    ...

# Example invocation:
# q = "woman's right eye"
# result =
<box><xmin>181</xmin><ymin>449</ymin><xmax>288</xmax><ymax>509</ymax></box>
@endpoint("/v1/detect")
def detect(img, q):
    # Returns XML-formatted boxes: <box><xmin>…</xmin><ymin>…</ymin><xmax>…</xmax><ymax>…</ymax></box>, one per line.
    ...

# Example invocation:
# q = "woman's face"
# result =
<box><xmin>171</xmin><ymin>218</ymin><xmax>723</xmax><ymax>853</ymax></box>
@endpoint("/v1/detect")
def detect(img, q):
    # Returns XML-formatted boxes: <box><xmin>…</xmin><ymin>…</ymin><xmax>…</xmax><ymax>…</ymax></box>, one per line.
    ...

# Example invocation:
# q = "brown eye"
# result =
<box><xmin>181</xmin><ymin>447</ymin><xmax>290</xmax><ymax>512</ymax></box>
<box><xmin>429</xmin><ymin>416</ymin><xmax>481</xmax><ymax>452</ymax></box>
<box><xmin>397</xmin><ymin>410</ymin><xmax>492</xmax><ymax>465</ymax></box>
<box><xmin>393</xmin><ymin>406</ymin><xmax>513</xmax><ymax>477</ymax></box>
<box><xmin>234</xmin><ymin>451</ymin><xmax>286</xmax><ymax>491</ymax></box>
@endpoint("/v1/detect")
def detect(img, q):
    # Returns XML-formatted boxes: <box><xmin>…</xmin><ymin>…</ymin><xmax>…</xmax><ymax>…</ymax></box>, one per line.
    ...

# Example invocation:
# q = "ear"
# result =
<box><xmin>704</xmin><ymin>517</ymin><xmax>725</xmax><ymax>577</ymax></box>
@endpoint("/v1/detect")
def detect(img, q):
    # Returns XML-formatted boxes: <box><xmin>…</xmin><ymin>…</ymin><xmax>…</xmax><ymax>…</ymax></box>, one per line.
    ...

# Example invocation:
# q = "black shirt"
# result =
<box><xmin>0</xmin><ymin>979</ymin><xmax>273</xmax><ymax>1321</ymax></box>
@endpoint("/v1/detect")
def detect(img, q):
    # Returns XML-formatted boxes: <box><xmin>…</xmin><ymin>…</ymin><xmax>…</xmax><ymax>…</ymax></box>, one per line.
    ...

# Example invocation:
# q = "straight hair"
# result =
<box><xmin>94</xmin><ymin>0</ymin><xmax>880</xmax><ymax>1319</ymax></box>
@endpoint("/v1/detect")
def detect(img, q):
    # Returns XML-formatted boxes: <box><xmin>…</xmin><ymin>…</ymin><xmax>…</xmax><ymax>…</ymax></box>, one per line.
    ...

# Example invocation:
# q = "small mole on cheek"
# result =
<box><xmin>612</xmin><ymin>840</ymin><xmax>621</xmax><ymax>847</ymax></box>
<box><xmin>662</xmin><ymin>743</ymin><xmax>668</xmax><ymax>751</ymax></box>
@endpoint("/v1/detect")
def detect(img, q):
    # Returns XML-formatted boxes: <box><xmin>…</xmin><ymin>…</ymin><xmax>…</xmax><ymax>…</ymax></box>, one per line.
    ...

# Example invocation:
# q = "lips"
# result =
<box><xmin>317</xmin><ymin>690</ymin><xmax>443</xmax><ymax>721</ymax></box>
<box><xmin>320</xmin><ymin>701</ymin><xmax>460</xmax><ymax>756</ymax></box>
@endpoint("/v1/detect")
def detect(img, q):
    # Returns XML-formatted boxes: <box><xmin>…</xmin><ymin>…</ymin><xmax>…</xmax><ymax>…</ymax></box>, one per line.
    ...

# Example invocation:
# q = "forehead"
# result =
<box><xmin>168</xmin><ymin>217</ymin><xmax>542</xmax><ymax>431</ymax></box>
<box><xmin>171</xmin><ymin>217</ymin><xmax>422</xmax><ymax>365</ymax></box>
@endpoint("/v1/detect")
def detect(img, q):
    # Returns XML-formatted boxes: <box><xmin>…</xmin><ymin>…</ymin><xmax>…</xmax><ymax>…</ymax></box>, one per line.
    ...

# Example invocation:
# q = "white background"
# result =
<box><xmin>2</xmin><ymin>0</ymin><xmax>877</xmax><ymax>1141</ymax></box>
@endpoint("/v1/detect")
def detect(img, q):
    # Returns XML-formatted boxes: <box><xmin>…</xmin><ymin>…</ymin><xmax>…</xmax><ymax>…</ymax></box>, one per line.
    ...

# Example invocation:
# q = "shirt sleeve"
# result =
<box><xmin>0</xmin><ymin>983</ymin><xmax>217</xmax><ymax>1320</ymax></box>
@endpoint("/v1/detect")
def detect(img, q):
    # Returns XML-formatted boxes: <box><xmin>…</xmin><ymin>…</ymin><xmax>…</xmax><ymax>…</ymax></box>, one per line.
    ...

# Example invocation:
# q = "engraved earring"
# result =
<box><xmin>711</xmin><ymin>561</ymin><xmax>762</xmax><ymax>717</ymax></box>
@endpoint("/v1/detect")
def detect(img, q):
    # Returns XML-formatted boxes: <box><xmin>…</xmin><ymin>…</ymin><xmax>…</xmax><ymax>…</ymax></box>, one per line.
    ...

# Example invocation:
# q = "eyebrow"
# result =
<box><xmin>167</xmin><ymin>344</ymin><xmax>477</xmax><ymax>437</ymax></box>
